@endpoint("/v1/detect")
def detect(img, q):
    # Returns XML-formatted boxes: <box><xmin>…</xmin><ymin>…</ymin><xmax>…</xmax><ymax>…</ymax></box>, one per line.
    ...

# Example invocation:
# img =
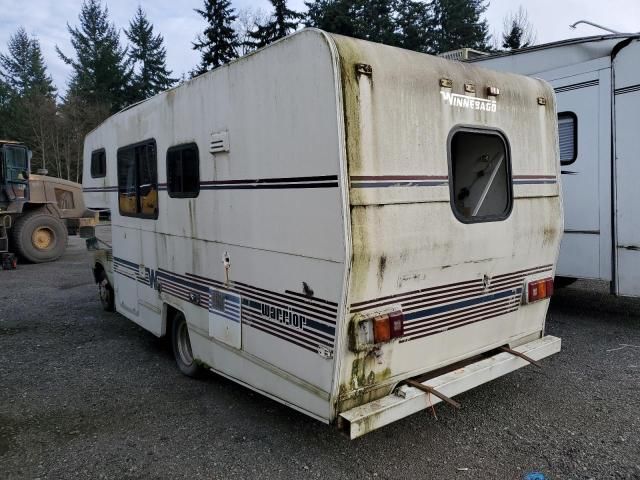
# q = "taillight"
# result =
<box><xmin>355</xmin><ymin>310</ymin><xmax>405</xmax><ymax>350</ymax></box>
<box><xmin>527</xmin><ymin>277</ymin><xmax>554</xmax><ymax>303</ymax></box>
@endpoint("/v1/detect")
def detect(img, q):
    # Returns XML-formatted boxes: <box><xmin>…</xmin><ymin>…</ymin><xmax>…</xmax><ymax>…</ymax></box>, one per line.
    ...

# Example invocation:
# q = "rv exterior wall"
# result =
<box><xmin>82</xmin><ymin>29</ymin><xmax>563</xmax><ymax>430</ymax></box>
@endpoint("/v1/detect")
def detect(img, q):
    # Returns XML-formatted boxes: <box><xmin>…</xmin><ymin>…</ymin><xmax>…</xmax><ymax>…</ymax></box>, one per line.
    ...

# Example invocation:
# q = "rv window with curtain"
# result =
<box><xmin>448</xmin><ymin>128</ymin><xmax>512</xmax><ymax>223</ymax></box>
<box><xmin>90</xmin><ymin>149</ymin><xmax>106</xmax><ymax>178</ymax></box>
<box><xmin>117</xmin><ymin>139</ymin><xmax>158</xmax><ymax>219</ymax></box>
<box><xmin>558</xmin><ymin>112</ymin><xmax>577</xmax><ymax>165</ymax></box>
<box><xmin>167</xmin><ymin>143</ymin><xmax>200</xmax><ymax>198</ymax></box>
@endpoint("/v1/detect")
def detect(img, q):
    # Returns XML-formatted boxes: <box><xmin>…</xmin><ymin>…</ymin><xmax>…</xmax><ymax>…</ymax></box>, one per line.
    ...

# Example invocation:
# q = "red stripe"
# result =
<box><xmin>513</xmin><ymin>175</ymin><xmax>557</xmax><ymax>179</ymax></box>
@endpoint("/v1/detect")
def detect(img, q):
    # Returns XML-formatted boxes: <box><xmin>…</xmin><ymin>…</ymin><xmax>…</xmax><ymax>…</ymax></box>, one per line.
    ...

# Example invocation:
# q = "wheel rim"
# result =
<box><xmin>32</xmin><ymin>227</ymin><xmax>54</xmax><ymax>250</ymax></box>
<box><xmin>177</xmin><ymin>320</ymin><xmax>194</xmax><ymax>366</ymax></box>
<box><xmin>98</xmin><ymin>280</ymin><xmax>110</xmax><ymax>305</ymax></box>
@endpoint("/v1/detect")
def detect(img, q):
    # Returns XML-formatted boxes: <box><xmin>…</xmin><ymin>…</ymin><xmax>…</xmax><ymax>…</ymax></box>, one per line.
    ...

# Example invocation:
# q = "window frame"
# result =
<box><xmin>166</xmin><ymin>142</ymin><xmax>200</xmax><ymax>199</ymax></box>
<box><xmin>446</xmin><ymin>125</ymin><xmax>514</xmax><ymax>225</ymax></box>
<box><xmin>90</xmin><ymin>148</ymin><xmax>107</xmax><ymax>178</ymax></box>
<box><xmin>117</xmin><ymin>138</ymin><xmax>158</xmax><ymax>220</ymax></box>
<box><xmin>557</xmin><ymin>111</ymin><xmax>578</xmax><ymax>166</ymax></box>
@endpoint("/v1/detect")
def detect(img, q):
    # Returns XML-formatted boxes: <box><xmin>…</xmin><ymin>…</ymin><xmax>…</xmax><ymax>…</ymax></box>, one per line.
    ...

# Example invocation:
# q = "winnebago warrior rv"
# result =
<box><xmin>82</xmin><ymin>29</ymin><xmax>563</xmax><ymax>438</ymax></box>
<box><xmin>471</xmin><ymin>34</ymin><xmax>640</xmax><ymax>297</ymax></box>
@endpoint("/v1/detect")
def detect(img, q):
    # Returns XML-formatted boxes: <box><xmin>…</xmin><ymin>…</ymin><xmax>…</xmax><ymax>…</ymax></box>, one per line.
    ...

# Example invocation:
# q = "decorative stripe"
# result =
<box><xmin>554</xmin><ymin>79</ymin><xmax>599</xmax><ymax>93</ymax></box>
<box><xmin>113</xmin><ymin>256</ymin><xmax>337</xmax><ymax>354</ymax></box>
<box><xmin>350</xmin><ymin>175</ymin><xmax>448</xmax><ymax>188</ymax></box>
<box><xmin>83</xmin><ymin>186</ymin><xmax>118</xmax><ymax>192</ymax></box>
<box><xmin>614</xmin><ymin>83</ymin><xmax>640</xmax><ymax>96</ymax></box>
<box><xmin>513</xmin><ymin>175</ymin><xmax>557</xmax><ymax>185</ymax></box>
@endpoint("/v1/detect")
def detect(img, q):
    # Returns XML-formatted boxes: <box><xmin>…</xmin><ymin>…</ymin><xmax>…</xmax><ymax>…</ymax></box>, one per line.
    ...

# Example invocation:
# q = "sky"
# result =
<box><xmin>0</xmin><ymin>0</ymin><xmax>638</xmax><ymax>94</ymax></box>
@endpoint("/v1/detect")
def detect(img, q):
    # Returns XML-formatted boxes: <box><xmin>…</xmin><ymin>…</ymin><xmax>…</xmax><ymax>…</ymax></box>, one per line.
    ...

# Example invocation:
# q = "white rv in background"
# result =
<box><xmin>82</xmin><ymin>29</ymin><xmax>563</xmax><ymax>438</ymax></box>
<box><xmin>471</xmin><ymin>34</ymin><xmax>640</xmax><ymax>297</ymax></box>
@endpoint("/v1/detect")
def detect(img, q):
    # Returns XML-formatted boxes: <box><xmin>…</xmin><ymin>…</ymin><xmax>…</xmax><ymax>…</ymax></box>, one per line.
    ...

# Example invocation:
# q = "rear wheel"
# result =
<box><xmin>11</xmin><ymin>211</ymin><xmax>67</xmax><ymax>263</ymax></box>
<box><xmin>171</xmin><ymin>312</ymin><xmax>203</xmax><ymax>378</ymax></box>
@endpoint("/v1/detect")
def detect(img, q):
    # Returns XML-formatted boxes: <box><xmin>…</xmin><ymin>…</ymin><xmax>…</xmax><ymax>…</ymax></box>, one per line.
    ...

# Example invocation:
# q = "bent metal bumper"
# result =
<box><xmin>338</xmin><ymin>335</ymin><xmax>561</xmax><ymax>439</ymax></box>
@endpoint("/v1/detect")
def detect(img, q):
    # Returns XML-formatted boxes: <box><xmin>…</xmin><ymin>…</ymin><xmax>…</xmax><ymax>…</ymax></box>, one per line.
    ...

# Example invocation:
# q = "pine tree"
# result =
<box><xmin>248</xmin><ymin>0</ymin><xmax>301</xmax><ymax>49</ymax></box>
<box><xmin>395</xmin><ymin>0</ymin><xmax>436</xmax><ymax>53</ymax></box>
<box><xmin>304</xmin><ymin>0</ymin><xmax>360</xmax><ymax>38</ymax></box>
<box><xmin>56</xmin><ymin>0</ymin><xmax>131</xmax><ymax>112</ymax></box>
<box><xmin>430</xmin><ymin>0</ymin><xmax>491</xmax><ymax>53</ymax></box>
<box><xmin>192</xmin><ymin>0</ymin><xmax>239</xmax><ymax>75</ymax></box>
<box><xmin>501</xmin><ymin>7</ymin><xmax>536</xmax><ymax>50</ymax></box>
<box><xmin>126</xmin><ymin>6</ymin><xmax>176</xmax><ymax>102</ymax></box>
<box><xmin>0</xmin><ymin>27</ymin><xmax>55</xmax><ymax>97</ymax></box>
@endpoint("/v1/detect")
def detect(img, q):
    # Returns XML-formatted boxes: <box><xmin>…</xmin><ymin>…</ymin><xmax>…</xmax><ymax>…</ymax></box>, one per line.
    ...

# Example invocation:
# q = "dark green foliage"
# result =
<box><xmin>395</xmin><ymin>0</ymin><xmax>436</xmax><ymax>53</ymax></box>
<box><xmin>192</xmin><ymin>0</ymin><xmax>239</xmax><ymax>75</ymax></box>
<box><xmin>247</xmin><ymin>0</ymin><xmax>302</xmax><ymax>49</ymax></box>
<box><xmin>56</xmin><ymin>0</ymin><xmax>130</xmax><ymax>113</ymax></box>
<box><xmin>0</xmin><ymin>27</ymin><xmax>55</xmax><ymax>98</ymax></box>
<box><xmin>430</xmin><ymin>0</ymin><xmax>491</xmax><ymax>53</ymax></box>
<box><xmin>501</xmin><ymin>7</ymin><xmax>536</xmax><ymax>50</ymax></box>
<box><xmin>126</xmin><ymin>6</ymin><xmax>176</xmax><ymax>102</ymax></box>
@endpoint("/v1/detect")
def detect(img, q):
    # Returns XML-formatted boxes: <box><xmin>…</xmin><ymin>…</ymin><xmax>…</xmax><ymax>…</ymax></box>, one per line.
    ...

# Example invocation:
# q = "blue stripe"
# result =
<box><xmin>514</xmin><ymin>180</ymin><xmax>557</xmax><ymax>185</ymax></box>
<box><xmin>157</xmin><ymin>270</ymin><xmax>210</xmax><ymax>294</ymax></box>
<box><xmin>114</xmin><ymin>257</ymin><xmax>139</xmax><ymax>269</ymax></box>
<box><xmin>211</xmin><ymin>309</ymin><xmax>241</xmax><ymax>323</ymax></box>
<box><xmin>224</xmin><ymin>295</ymin><xmax>240</xmax><ymax>304</ymax></box>
<box><xmin>405</xmin><ymin>288</ymin><xmax>521</xmax><ymax>323</ymax></box>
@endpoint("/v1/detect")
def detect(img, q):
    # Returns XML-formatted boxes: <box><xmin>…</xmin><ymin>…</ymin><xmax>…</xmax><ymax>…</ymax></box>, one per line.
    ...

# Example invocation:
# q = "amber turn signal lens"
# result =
<box><xmin>373</xmin><ymin>314</ymin><xmax>391</xmax><ymax>343</ymax></box>
<box><xmin>527</xmin><ymin>277</ymin><xmax>554</xmax><ymax>303</ymax></box>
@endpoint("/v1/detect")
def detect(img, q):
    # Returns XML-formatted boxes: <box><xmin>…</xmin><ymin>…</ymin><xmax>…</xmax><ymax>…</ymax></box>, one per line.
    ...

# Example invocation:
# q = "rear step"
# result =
<box><xmin>338</xmin><ymin>335</ymin><xmax>561</xmax><ymax>439</ymax></box>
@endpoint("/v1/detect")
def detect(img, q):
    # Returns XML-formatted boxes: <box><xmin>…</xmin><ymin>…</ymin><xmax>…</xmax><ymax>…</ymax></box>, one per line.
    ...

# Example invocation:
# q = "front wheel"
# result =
<box><xmin>97</xmin><ymin>270</ymin><xmax>115</xmax><ymax>312</ymax></box>
<box><xmin>171</xmin><ymin>312</ymin><xmax>203</xmax><ymax>378</ymax></box>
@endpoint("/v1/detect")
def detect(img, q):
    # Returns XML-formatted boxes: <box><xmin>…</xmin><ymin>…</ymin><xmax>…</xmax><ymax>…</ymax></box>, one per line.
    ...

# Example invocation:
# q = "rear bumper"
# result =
<box><xmin>338</xmin><ymin>335</ymin><xmax>561</xmax><ymax>439</ymax></box>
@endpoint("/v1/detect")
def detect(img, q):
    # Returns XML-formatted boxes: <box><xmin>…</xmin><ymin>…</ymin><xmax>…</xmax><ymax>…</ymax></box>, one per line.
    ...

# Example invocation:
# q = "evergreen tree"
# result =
<box><xmin>56</xmin><ymin>0</ymin><xmax>131</xmax><ymax>112</ymax></box>
<box><xmin>192</xmin><ymin>0</ymin><xmax>239</xmax><ymax>75</ymax></box>
<box><xmin>126</xmin><ymin>6</ymin><xmax>176</xmax><ymax>102</ymax></box>
<box><xmin>0</xmin><ymin>27</ymin><xmax>55</xmax><ymax>97</ymax></box>
<box><xmin>501</xmin><ymin>7</ymin><xmax>536</xmax><ymax>50</ymax></box>
<box><xmin>304</xmin><ymin>0</ymin><xmax>360</xmax><ymax>39</ymax></box>
<box><xmin>395</xmin><ymin>0</ymin><xmax>436</xmax><ymax>53</ymax></box>
<box><xmin>247</xmin><ymin>0</ymin><xmax>302</xmax><ymax>49</ymax></box>
<box><xmin>430</xmin><ymin>0</ymin><xmax>491</xmax><ymax>53</ymax></box>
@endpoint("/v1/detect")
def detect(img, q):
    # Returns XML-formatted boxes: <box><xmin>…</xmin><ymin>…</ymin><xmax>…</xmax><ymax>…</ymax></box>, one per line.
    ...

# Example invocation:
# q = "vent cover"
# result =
<box><xmin>210</xmin><ymin>131</ymin><xmax>230</xmax><ymax>153</ymax></box>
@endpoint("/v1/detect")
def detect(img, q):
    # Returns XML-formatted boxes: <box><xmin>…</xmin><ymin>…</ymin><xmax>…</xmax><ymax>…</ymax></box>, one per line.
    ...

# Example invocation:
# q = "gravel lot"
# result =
<box><xmin>1</xmin><ymin>238</ymin><xmax>639</xmax><ymax>479</ymax></box>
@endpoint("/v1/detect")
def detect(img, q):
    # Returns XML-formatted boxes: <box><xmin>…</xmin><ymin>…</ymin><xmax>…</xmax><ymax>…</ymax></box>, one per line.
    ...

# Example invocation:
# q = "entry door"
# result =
<box><xmin>552</xmin><ymin>70</ymin><xmax>611</xmax><ymax>281</ymax></box>
<box><xmin>613</xmin><ymin>40</ymin><xmax>640</xmax><ymax>296</ymax></box>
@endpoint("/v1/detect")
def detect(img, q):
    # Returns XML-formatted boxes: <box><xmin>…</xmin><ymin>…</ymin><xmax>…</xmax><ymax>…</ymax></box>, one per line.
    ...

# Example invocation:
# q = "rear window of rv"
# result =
<box><xmin>166</xmin><ymin>144</ymin><xmax>200</xmax><ymax>198</ymax></box>
<box><xmin>90</xmin><ymin>149</ymin><xmax>106</xmax><ymax>178</ymax></box>
<box><xmin>117</xmin><ymin>139</ymin><xmax>158</xmax><ymax>219</ymax></box>
<box><xmin>448</xmin><ymin>128</ymin><xmax>512</xmax><ymax>223</ymax></box>
<box><xmin>558</xmin><ymin>112</ymin><xmax>577</xmax><ymax>165</ymax></box>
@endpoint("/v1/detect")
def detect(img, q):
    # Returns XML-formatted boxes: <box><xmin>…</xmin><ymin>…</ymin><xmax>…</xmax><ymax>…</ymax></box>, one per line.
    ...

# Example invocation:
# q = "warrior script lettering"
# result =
<box><xmin>260</xmin><ymin>303</ymin><xmax>308</xmax><ymax>331</ymax></box>
<box><xmin>440</xmin><ymin>91</ymin><xmax>497</xmax><ymax>113</ymax></box>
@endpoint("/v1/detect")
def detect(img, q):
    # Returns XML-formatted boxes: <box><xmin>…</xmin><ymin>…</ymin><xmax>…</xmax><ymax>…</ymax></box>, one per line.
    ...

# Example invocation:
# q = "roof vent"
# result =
<box><xmin>210</xmin><ymin>131</ymin><xmax>230</xmax><ymax>154</ymax></box>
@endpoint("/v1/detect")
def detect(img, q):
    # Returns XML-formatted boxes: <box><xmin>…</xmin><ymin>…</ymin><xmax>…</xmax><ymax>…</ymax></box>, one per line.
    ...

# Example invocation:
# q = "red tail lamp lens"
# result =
<box><xmin>528</xmin><ymin>277</ymin><xmax>554</xmax><ymax>303</ymax></box>
<box><xmin>389</xmin><ymin>311</ymin><xmax>405</xmax><ymax>338</ymax></box>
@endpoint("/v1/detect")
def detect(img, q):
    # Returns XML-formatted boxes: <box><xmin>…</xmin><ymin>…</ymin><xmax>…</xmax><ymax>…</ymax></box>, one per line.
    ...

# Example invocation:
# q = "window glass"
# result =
<box><xmin>4</xmin><ymin>146</ymin><xmax>28</xmax><ymax>182</ymax></box>
<box><xmin>117</xmin><ymin>140</ymin><xmax>157</xmax><ymax>218</ymax></box>
<box><xmin>90</xmin><ymin>149</ymin><xmax>106</xmax><ymax>178</ymax></box>
<box><xmin>558</xmin><ymin>113</ymin><xmax>577</xmax><ymax>165</ymax></box>
<box><xmin>449</xmin><ymin>129</ymin><xmax>512</xmax><ymax>222</ymax></box>
<box><xmin>167</xmin><ymin>144</ymin><xmax>200</xmax><ymax>198</ymax></box>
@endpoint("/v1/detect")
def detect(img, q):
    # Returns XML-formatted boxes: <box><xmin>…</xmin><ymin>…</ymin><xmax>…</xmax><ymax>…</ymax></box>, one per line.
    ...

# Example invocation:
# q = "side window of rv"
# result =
<box><xmin>90</xmin><ymin>149</ymin><xmax>106</xmax><ymax>178</ymax></box>
<box><xmin>166</xmin><ymin>143</ymin><xmax>200</xmax><ymax>198</ymax></box>
<box><xmin>117</xmin><ymin>139</ymin><xmax>158</xmax><ymax>219</ymax></box>
<box><xmin>448</xmin><ymin>128</ymin><xmax>512</xmax><ymax>223</ymax></box>
<box><xmin>558</xmin><ymin>112</ymin><xmax>577</xmax><ymax>165</ymax></box>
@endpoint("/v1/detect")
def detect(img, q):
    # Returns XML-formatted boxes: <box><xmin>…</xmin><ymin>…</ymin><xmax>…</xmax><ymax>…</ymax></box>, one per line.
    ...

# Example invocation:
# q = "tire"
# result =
<box><xmin>11</xmin><ymin>211</ymin><xmax>68</xmax><ymax>263</ymax></box>
<box><xmin>171</xmin><ymin>312</ymin><xmax>203</xmax><ymax>378</ymax></box>
<box><xmin>97</xmin><ymin>269</ymin><xmax>115</xmax><ymax>312</ymax></box>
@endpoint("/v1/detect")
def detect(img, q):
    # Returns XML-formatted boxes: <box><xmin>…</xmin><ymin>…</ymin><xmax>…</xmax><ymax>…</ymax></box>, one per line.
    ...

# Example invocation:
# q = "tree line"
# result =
<box><xmin>0</xmin><ymin>0</ymin><xmax>535</xmax><ymax>182</ymax></box>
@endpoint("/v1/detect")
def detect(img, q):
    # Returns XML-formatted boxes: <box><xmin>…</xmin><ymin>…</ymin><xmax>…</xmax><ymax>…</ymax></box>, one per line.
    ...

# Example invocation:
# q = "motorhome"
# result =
<box><xmin>470</xmin><ymin>34</ymin><xmax>640</xmax><ymax>297</ymax></box>
<box><xmin>82</xmin><ymin>29</ymin><xmax>562</xmax><ymax>438</ymax></box>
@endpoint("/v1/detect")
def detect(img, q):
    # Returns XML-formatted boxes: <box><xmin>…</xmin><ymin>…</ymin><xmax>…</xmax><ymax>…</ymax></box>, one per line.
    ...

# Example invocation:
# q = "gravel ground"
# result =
<box><xmin>1</xmin><ymin>238</ymin><xmax>639</xmax><ymax>479</ymax></box>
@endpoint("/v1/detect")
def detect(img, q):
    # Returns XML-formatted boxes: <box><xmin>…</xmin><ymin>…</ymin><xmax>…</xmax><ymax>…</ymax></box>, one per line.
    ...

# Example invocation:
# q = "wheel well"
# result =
<box><xmin>92</xmin><ymin>262</ymin><xmax>105</xmax><ymax>284</ymax></box>
<box><xmin>163</xmin><ymin>304</ymin><xmax>181</xmax><ymax>338</ymax></box>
